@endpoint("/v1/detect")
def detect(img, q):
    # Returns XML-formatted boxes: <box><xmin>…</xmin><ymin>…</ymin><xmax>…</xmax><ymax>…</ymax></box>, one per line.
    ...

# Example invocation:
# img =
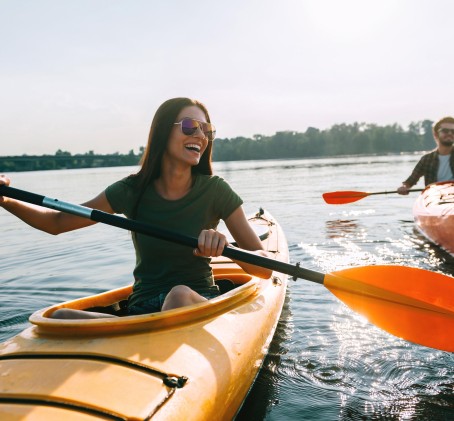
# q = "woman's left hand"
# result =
<box><xmin>0</xmin><ymin>174</ymin><xmax>11</xmax><ymax>206</ymax></box>
<box><xmin>194</xmin><ymin>229</ymin><xmax>228</xmax><ymax>257</ymax></box>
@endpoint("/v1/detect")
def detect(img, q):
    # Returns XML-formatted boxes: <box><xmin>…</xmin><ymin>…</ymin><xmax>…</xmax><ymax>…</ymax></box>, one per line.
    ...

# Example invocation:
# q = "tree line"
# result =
<box><xmin>0</xmin><ymin>120</ymin><xmax>434</xmax><ymax>172</ymax></box>
<box><xmin>212</xmin><ymin>120</ymin><xmax>434</xmax><ymax>161</ymax></box>
<box><xmin>0</xmin><ymin>149</ymin><xmax>143</xmax><ymax>172</ymax></box>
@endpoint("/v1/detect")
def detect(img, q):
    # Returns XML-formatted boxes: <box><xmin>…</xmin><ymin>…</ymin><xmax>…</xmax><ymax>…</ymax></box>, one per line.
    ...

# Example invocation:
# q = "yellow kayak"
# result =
<box><xmin>0</xmin><ymin>209</ymin><xmax>289</xmax><ymax>421</ymax></box>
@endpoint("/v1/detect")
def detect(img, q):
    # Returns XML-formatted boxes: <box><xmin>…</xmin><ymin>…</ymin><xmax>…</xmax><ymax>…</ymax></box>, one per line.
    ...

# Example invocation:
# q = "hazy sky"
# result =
<box><xmin>1</xmin><ymin>0</ymin><xmax>453</xmax><ymax>156</ymax></box>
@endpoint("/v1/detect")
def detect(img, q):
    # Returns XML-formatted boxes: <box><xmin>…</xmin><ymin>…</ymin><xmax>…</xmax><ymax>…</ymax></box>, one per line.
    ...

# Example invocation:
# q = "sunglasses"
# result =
<box><xmin>174</xmin><ymin>118</ymin><xmax>216</xmax><ymax>141</ymax></box>
<box><xmin>438</xmin><ymin>128</ymin><xmax>454</xmax><ymax>135</ymax></box>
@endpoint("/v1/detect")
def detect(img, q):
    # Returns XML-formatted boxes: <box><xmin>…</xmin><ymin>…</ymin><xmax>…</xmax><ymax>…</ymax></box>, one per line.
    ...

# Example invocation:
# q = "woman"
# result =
<box><xmin>0</xmin><ymin>97</ymin><xmax>271</xmax><ymax>318</ymax></box>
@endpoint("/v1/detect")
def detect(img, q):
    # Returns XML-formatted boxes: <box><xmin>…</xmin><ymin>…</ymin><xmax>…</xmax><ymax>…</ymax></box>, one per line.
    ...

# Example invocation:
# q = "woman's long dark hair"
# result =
<box><xmin>130</xmin><ymin>97</ymin><xmax>214</xmax><ymax>218</ymax></box>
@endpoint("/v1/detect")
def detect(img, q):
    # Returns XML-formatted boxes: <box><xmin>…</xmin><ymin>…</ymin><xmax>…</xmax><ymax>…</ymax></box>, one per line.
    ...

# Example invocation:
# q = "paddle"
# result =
<box><xmin>1</xmin><ymin>185</ymin><xmax>453</xmax><ymax>352</ymax></box>
<box><xmin>322</xmin><ymin>188</ymin><xmax>424</xmax><ymax>205</ymax></box>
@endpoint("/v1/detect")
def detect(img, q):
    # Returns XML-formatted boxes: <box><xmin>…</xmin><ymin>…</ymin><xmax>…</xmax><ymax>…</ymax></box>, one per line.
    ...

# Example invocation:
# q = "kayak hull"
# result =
<box><xmin>0</xmin><ymin>210</ymin><xmax>289</xmax><ymax>421</ymax></box>
<box><xmin>413</xmin><ymin>181</ymin><xmax>454</xmax><ymax>257</ymax></box>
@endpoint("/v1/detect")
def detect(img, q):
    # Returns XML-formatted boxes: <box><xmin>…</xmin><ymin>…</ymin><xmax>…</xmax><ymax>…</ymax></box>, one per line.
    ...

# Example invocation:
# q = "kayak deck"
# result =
<box><xmin>413</xmin><ymin>181</ymin><xmax>454</xmax><ymax>257</ymax></box>
<box><xmin>0</xmin><ymin>209</ymin><xmax>289</xmax><ymax>421</ymax></box>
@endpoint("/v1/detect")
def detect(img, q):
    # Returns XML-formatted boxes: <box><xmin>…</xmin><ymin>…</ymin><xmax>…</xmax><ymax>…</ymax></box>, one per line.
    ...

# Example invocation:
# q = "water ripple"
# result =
<box><xmin>3</xmin><ymin>160</ymin><xmax>454</xmax><ymax>421</ymax></box>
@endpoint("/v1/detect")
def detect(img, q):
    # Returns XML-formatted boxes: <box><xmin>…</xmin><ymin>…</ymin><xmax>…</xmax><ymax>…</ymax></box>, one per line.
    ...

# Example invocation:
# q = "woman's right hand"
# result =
<box><xmin>194</xmin><ymin>229</ymin><xmax>228</xmax><ymax>258</ymax></box>
<box><xmin>0</xmin><ymin>174</ymin><xmax>11</xmax><ymax>205</ymax></box>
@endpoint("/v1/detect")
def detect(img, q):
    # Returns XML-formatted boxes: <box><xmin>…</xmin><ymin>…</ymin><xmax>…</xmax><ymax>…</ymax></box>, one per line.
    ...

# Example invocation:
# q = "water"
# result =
<box><xmin>1</xmin><ymin>154</ymin><xmax>453</xmax><ymax>420</ymax></box>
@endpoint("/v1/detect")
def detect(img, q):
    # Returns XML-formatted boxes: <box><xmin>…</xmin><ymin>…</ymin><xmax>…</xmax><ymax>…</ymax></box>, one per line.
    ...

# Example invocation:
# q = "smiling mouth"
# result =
<box><xmin>185</xmin><ymin>144</ymin><xmax>201</xmax><ymax>153</ymax></box>
<box><xmin>440</xmin><ymin>139</ymin><xmax>453</xmax><ymax>146</ymax></box>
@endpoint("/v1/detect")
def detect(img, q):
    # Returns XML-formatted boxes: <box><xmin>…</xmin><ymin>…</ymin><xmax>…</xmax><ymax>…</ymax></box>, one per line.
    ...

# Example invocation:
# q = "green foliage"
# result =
<box><xmin>212</xmin><ymin>120</ymin><xmax>434</xmax><ymax>161</ymax></box>
<box><xmin>0</xmin><ymin>150</ymin><xmax>143</xmax><ymax>172</ymax></box>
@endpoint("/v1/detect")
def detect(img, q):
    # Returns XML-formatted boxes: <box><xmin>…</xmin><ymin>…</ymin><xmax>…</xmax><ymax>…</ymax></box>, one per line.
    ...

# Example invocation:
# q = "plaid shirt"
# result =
<box><xmin>403</xmin><ymin>149</ymin><xmax>454</xmax><ymax>187</ymax></box>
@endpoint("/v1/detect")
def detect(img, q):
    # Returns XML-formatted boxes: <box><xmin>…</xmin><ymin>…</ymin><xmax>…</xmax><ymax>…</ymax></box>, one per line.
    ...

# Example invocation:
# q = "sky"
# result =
<box><xmin>1</xmin><ymin>0</ymin><xmax>453</xmax><ymax>156</ymax></box>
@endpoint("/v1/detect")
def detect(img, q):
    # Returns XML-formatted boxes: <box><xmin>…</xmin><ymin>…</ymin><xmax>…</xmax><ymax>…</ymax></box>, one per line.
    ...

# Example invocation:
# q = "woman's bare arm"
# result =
<box><xmin>224</xmin><ymin>207</ymin><xmax>273</xmax><ymax>279</ymax></box>
<box><xmin>0</xmin><ymin>175</ymin><xmax>114</xmax><ymax>235</ymax></box>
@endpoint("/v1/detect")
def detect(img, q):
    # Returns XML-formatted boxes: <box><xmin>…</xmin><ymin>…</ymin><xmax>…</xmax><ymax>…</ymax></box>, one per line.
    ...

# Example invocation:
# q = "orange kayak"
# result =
<box><xmin>0</xmin><ymin>209</ymin><xmax>289</xmax><ymax>421</ymax></box>
<box><xmin>413</xmin><ymin>181</ymin><xmax>454</xmax><ymax>257</ymax></box>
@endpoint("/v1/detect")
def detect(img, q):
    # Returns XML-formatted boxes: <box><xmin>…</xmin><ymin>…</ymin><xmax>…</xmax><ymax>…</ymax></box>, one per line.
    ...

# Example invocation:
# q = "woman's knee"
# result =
<box><xmin>51</xmin><ymin>308</ymin><xmax>80</xmax><ymax>319</ymax></box>
<box><xmin>167</xmin><ymin>285</ymin><xmax>193</xmax><ymax>300</ymax></box>
<box><xmin>163</xmin><ymin>285</ymin><xmax>205</xmax><ymax>310</ymax></box>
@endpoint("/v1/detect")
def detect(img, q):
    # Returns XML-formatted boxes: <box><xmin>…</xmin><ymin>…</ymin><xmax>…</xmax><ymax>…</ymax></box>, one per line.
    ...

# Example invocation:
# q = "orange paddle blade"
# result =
<box><xmin>322</xmin><ymin>191</ymin><xmax>369</xmax><ymax>204</ymax></box>
<box><xmin>324</xmin><ymin>266</ymin><xmax>454</xmax><ymax>352</ymax></box>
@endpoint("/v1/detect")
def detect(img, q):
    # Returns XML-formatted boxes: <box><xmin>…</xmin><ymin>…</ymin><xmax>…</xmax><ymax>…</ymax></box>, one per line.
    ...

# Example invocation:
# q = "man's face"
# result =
<box><xmin>435</xmin><ymin>123</ymin><xmax>454</xmax><ymax>147</ymax></box>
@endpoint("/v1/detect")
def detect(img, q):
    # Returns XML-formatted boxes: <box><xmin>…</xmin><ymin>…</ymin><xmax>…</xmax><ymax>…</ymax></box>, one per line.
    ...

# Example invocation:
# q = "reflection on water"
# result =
<box><xmin>325</xmin><ymin>219</ymin><xmax>361</xmax><ymax>239</ymax></box>
<box><xmin>236</xmin><ymin>295</ymin><xmax>292</xmax><ymax>420</ymax></box>
<box><xmin>1</xmin><ymin>155</ymin><xmax>454</xmax><ymax>420</ymax></box>
<box><xmin>412</xmin><ymin>227</ymin><xmax>454</xmax><ymax>268</ymax></box>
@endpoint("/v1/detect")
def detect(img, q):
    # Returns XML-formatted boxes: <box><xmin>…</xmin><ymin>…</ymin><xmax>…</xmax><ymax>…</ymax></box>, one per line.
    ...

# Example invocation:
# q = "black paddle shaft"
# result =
<box><xmin>0</xmin><ymin>185</ymin><xmax>325</xmax><ymax>284</ymax></box>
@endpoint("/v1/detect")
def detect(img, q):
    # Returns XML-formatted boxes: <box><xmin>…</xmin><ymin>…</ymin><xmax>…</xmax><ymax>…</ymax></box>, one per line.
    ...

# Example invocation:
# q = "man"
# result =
<box><xmin>397</xmin><ymin>116</ymin><xmax>454</xmax><ymax>194</ymax></box>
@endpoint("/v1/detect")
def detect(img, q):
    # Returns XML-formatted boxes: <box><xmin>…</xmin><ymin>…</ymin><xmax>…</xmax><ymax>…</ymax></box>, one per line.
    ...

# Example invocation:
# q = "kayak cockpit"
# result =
<box><xmin>28</xmin><ymin>271</ymin><xmax>266</xmax><ymax>336</ymax></box>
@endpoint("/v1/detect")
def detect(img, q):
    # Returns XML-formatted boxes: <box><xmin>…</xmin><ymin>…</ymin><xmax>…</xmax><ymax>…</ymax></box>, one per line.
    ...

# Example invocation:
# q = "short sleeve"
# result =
<box><xmin>214</xmin><ymin>177</ymin><xmax>243</xmax><ymax>220</ymax></box>
<box><xmin>105</xmin><ymin>177</ymin><xmax>140</xmax><ymax>216</ymax></box>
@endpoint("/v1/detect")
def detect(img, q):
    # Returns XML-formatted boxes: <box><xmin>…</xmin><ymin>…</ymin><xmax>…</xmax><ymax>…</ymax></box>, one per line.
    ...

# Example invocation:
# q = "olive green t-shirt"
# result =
<box><xmin>105</xmin><ymin>174</ymin><xmax>243</xmax><ymax>307</ymax></box>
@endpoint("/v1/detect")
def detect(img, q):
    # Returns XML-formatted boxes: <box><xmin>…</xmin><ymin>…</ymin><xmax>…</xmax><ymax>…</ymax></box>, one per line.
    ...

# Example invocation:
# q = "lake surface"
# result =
<box><xmin>1</xmin><ymin>154</ymin><xmax>453</xmax><ymax>420</ymax></box>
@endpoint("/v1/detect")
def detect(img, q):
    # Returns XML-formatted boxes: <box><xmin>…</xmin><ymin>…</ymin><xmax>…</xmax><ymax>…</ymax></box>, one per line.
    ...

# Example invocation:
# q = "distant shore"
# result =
<box><xmin>0</xmin><ymin>151</ymin><xmax>141</xmax><ymax>172</ymax></box>
<box><xmin>1</xmin><ymin>120</ymin><xmax>434</xmax><ymax>172</ymax></box>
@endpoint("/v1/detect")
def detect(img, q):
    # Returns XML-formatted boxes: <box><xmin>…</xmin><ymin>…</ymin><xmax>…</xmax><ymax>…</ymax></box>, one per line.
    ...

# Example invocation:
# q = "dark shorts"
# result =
<box><xmin>127</xmin><ymin>287</ymin><xmax>221</xmax><ymax>316</ymax></box>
